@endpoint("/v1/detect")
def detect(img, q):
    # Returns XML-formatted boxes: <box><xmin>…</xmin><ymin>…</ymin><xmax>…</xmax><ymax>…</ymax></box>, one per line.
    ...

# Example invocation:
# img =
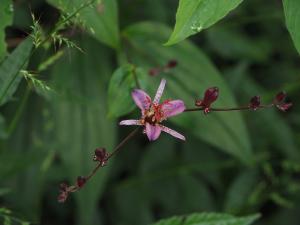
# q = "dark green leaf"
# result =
<box><xmin>0</xmin><ymin>0</ymin><xmax>13</xmax><ymax>61</ymax></box>
<box><xmin>166</xmin><ymin>0</ymin><xmax>243</xmax><ymax>45</ymax></box>
<box><xmin>283</xmin><ymin>0</ymin><xmax>300</xmax><ymax>54</ymax></box>
<box><xmin>0</xmin><ymin>38</ymin><xmax>33</xmax><ymax>106</ymax></box>
<box><xmin>150</xmin><ymin>212</ymin><xmax>260</xmax><ymax>225</ymax></box>
<box><xmin>224</xmin><ymin>170</ymin><xmax>259</xmax><ymax>213</ymax></box>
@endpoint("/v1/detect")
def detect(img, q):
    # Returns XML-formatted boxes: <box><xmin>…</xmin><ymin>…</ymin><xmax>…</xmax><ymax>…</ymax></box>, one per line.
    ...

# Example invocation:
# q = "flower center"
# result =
<box><xmin>143</xmin><ymin>104</ymin><xmax>164</xmax><ymax>125</ymax></box>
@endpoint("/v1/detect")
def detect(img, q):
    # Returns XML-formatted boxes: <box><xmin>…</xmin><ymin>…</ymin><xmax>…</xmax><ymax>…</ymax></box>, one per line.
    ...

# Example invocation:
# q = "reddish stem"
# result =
<box><xmin>184</xmin><ymin>104</ymin><xmax>274</xmax><ymax>112</ymax></box>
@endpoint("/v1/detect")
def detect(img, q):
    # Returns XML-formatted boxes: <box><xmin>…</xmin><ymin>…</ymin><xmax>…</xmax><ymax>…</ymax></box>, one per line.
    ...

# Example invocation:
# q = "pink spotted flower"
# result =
<box><xmin>120</xmin><ymin>79</ymin><xmax>186</xmax><ymax>141</ymax></box>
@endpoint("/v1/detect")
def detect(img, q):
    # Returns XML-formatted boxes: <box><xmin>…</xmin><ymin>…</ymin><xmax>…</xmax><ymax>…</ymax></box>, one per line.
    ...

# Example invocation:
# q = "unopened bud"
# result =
<box><xmin>274</xmin><ymin>91</ymin><xmax>286</xmax><ymax>104</ymax></box>
<box><xmin>166</xmin><ymin>59</ymin><xmax>178</xmax><ymax>68</ymax></box>
<box><xmin>277</xmin><ymin>102</ymin><xmax>292</xmax><ymax>112</ymax></box>
<box><xmin>77</xmin><ymin>176</ymin><xmax>87</xmax><ymax>188</ymax></box>
<box><xmin>249</xmin><ymin>96</ymin><xmax>261</xmax><ymax>110</ymax></box>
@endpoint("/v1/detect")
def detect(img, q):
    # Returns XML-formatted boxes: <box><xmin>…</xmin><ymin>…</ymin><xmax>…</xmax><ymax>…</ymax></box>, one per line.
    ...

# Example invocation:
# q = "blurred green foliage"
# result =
<box><xmin>0</xmin><ymin>0</ymin><xmax>300</xmax><ymax>225</ymax></box>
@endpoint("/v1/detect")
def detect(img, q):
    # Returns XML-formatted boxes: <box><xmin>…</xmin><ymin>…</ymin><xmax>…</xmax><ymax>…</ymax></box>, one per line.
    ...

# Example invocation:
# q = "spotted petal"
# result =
<box><xmin>119</xmin><ymin>119</ymin><xmax>141</xmax><ymax>126</ymax></box>
<box><xmin>131</xmin><ymin>89</ymin><xmax>151</xmax><ymax>111</ymax></box>
<box><xmin>161</xmin><ymin>100</ymin><xmax>185</xmax><ymax>118</ymax></box>
<box><xmin>145</xmin><ymin>123</ymin><xmax>161</xmax><ymax>141</ymax></box>
<box><xmin>160</xmin><ymin>125</ymin><xmax>186</xmax><ymax>141</ymax></box>
<box><xmin>153</xmin><ymin>79</ymin><xmax>166</xmax><ymax>104</ymax></box>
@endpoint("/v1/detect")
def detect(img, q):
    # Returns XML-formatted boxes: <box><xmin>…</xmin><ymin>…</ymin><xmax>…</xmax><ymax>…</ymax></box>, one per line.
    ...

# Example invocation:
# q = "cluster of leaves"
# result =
<box><xmin>0</xmin><ymin>0</ymin><xmax>300</xmax><ymax>225</ymax></box>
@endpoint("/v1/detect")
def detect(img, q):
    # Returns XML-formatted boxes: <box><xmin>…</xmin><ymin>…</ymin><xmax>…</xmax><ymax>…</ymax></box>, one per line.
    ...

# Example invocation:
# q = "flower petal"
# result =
<box><xmin>160</xmin><ymin>125</ymin><xmax>185</xmax><ymax>141</ymax></box>
<box><xmin>132</xmin><ymin>89</ymin><xmax>151</xmax><ymax>111</ymax></box>
<box><xmin>145</xmin><ymin>123</ymin><xmax>161</xmax><ymax>141</ymax></box>
<box><xmin>153</xmin><ymin>79</ymin><xmax>166</xmax><ymax>104</ymax></box>
<box><xmin>119</xmin><ymin>119</ymin><xmax>141</xmax><ymax>126</ymax></box>
<box><xmin>161</xmin><ymin>100</ymin><xmax>185</xmax><ymax>118</ymax></box>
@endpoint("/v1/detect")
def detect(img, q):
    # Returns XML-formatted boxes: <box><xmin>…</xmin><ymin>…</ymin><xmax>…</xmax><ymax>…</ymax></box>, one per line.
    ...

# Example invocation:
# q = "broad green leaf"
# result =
<box><xmin>206</xmin><ymin>26</ymin><xmax>271</xmax><ymax>62</ymax></box>
<box><xmin>0</xmin><ymin>38</ymin><xmax>33</xmax><ymax>106</ymax></box>
<box><xmin>107</xmin><ymin>64</ymin><xmax>147</xmax><ymax>118</ymax></box>
<box><xmin>283</xmin><ymin>0</ymin><xmax>300</xmax><ymax>54</ymax></box>
<box><xmin>47</xmin><ymin>0</ymin><xmax>120</xmax><ymax>49</ymax></box>
<box><xmin>50</xmin><ymin>37</ymin><xmax>116</xmax><ymax>225</ymax></box>
<box><xmin>166</xmin><ymin>0</ymin><xmax>243</xmax><ymax>45</ymax></box>
<box><xmin>224</xmin><ymin>170</ymin><xmax>259</xmax><ymax>213</ymax></box>
<box><xmin>150</xmin><ymin>212</ymin><xmax>260</xmax><ymax>225</ymax></box>
<box><xmin>0</xmin><ymin>0</ymin><xmax>13</xmax><ymax>61</ymax></box>
<box><xmin>123</xmin><ymin>22</ymin><xmax>253</xmax><ymax>164</ymax></box>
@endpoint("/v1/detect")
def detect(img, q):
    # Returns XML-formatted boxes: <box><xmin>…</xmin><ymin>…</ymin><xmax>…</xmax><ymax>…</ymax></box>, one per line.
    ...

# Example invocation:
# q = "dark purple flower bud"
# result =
<box><xmin>148</xmin><ymin>68</ymin><xmax>160</xmax><ymax>76</ymax></box>
<box><xmin>77</xmin><ymin>176</ymin><xmax>87</xmax><ymax>188</ymax></box>
<box><xmin>59</xmin><ymin>182</ymin><xmax>68</xmax><ymax>192</ymax></box>
<box><xmin>57</xmin><ymin>192</ymin><xmax>68</xmax><ymax>203</ymax></box>
<box><xmin>195</xmin><ymin>87</ymin><xmax>219</xmax><ymax>114</ymax></box>
<box><xmin>93</xmin><ymin>147</ymin><xmax>108</xmax><ymax>166</ymax></box>
<box><xmin>195</xmin><ymin>87</ymin><xmax>219</xmax><ymax>108</ymax></box>
<box><xmin>277</xmin><ymin>102</ymin><xmax>292</xmax><ymax>112</ymax></box>
<box><xmin>166</xmin><ymin>59</ymin><xmax>178</xmax><ymax>68</ymax></box>
<box><xmin>274</xmin><ymin>91</ymin><xmax>286</xmax><ymax>104</ymax></box>
<box><xmin>249</xmin><ymin>96</ymin><xmax>261</xmax><ymax>110</ymax></box>
<box><xmin>195</xmin><ymin>99</ymin><xmax>203</xmax><ymax>107</ymax></box>
<box><xmin>203</xmin><ymin>87</ymin><xmax>219</xmax><ymax>105</ymax></box>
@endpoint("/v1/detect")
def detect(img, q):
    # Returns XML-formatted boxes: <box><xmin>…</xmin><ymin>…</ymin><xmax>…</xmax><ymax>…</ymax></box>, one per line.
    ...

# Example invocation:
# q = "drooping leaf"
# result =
<box><xmin>50</xmin><ymin>37</ymin><xmax>116</xmax><ymax>225</ymax></box>
<box><xmin>107</xmin><ymin>64</ymin><xmax>148</xmax><ymax>118</ymax></box>
<box><xmin>0</xmin><ymin>38</ymin><xmax>33</xmax><ymax>106</ymax></box>
<box><xmin>123</xmin><ymin>22</ymin><xmax>253</xmax><ymax>164</ymax></box>
<box><xmin>166</xmin><ymin>0</ymin><xmax>243</xmax><ymax>45</ymax></box>
<box><xmin>47</xmin><ymin>0</ymin><xmax>120</xmax><ymax>49</ymax></box>
<box><xmin>150</xmin><ymin>212</ymin><xmax>260</xmax><ymax>225</ymax></box>
<box><xmin>283</xmin><ymin>0</ymin><xmax>300</xmax><ymax>54</ymax></box>
<box><xmin>0</xmin><ymin>0</ymin><xmax>13</xmax><ymax>61</ymax></box>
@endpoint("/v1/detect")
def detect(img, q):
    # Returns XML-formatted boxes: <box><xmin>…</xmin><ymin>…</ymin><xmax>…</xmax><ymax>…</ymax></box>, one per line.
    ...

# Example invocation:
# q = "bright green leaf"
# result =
<box><xmin>47</xmin><ymin>0</ymin><xmax>120</xmax><ymax>49</ymax></box>
<box><xmin>166</xmin><ymin>0</ymin><xmax>243</xmax><ymax>45</ymax></box>
<box><xmin>283</xmin><ymin>0</ymin><xmax>300</xmax><ymax>54</ymax></box>
<box><xmin>107</xmin><ymin>64</ymin><xmax>148</xmax><ymax>118</ymax></box>
<box><xmin>0</xmin><ymin>38</ymin><xmax>33</xmax><ymax>106</ymax></box>
<box><xmin>150</xmin><ymin>212</ymin><xmax>260</xmax><ymax>225</ymax></box>
<box><xmin>123</xmin><ymin>22</ymin><xmax>253</xmax><ymax>164</ymax></box>
<box><xmin>0</xmin><ymin>0</ymin><xmax>13</xmax><ymax>61</ymax></box>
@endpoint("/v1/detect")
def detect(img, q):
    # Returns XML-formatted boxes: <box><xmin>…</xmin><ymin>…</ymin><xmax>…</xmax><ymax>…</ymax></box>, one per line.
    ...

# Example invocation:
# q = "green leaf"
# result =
<box><xmin>206</xmin><ymin>26</ymin><xmax>271</xmax><ymax>62</ymax></box>
<box><xmin>107</xmin><ymin>64</ymin><xmax>147</xmax><ymax>118</ymax></box>
<box><xmin>0</xmin><ymin>38</ymin><xmax>33</xmax><ymax>106</ymax></box>
<box><xmin>224</xmin><ymin>170</ymin><xmax>259</xmax><ymax>213</ymax></box>
<box><xmin>166</xmin><ymin>0</ymin><xmax>243</xmax><ymax>45</ymax></box>
<box><xmin>0</xmin><ymin>188</ymin><xmax>10</xmax><ymax>197</ymax></box>
<box><xmin>50</xmin><ymin>37</ymin><xmax>116</xmax><ymax>225</ymax></box>
<box><xmin>0</xmin><ymin>114</ymin><xmax>7</xmax><ymax>139</ymax></box>
<box><xmin>0</xmin><ymin>0</ymin><xmax>13</xmax><ymax>61</ymax></box>
<box><xmin>283</xmin><ymin>0</ymin><xmax>300</xmax><ymax>54</ymax></box>
<box><xmin>47</xmin><ymin>0</ymin><xmax>120</xmax><ymax>49</ymax></box>
<box><xmin>123</xmin><ymin>22</ymin><xmax>253</xmax><ymax>164</ymax></box>
<box><xmin>150</xmin><ymin>212</ymin><xmax>260</xmax><ymax>225</ymax></box>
